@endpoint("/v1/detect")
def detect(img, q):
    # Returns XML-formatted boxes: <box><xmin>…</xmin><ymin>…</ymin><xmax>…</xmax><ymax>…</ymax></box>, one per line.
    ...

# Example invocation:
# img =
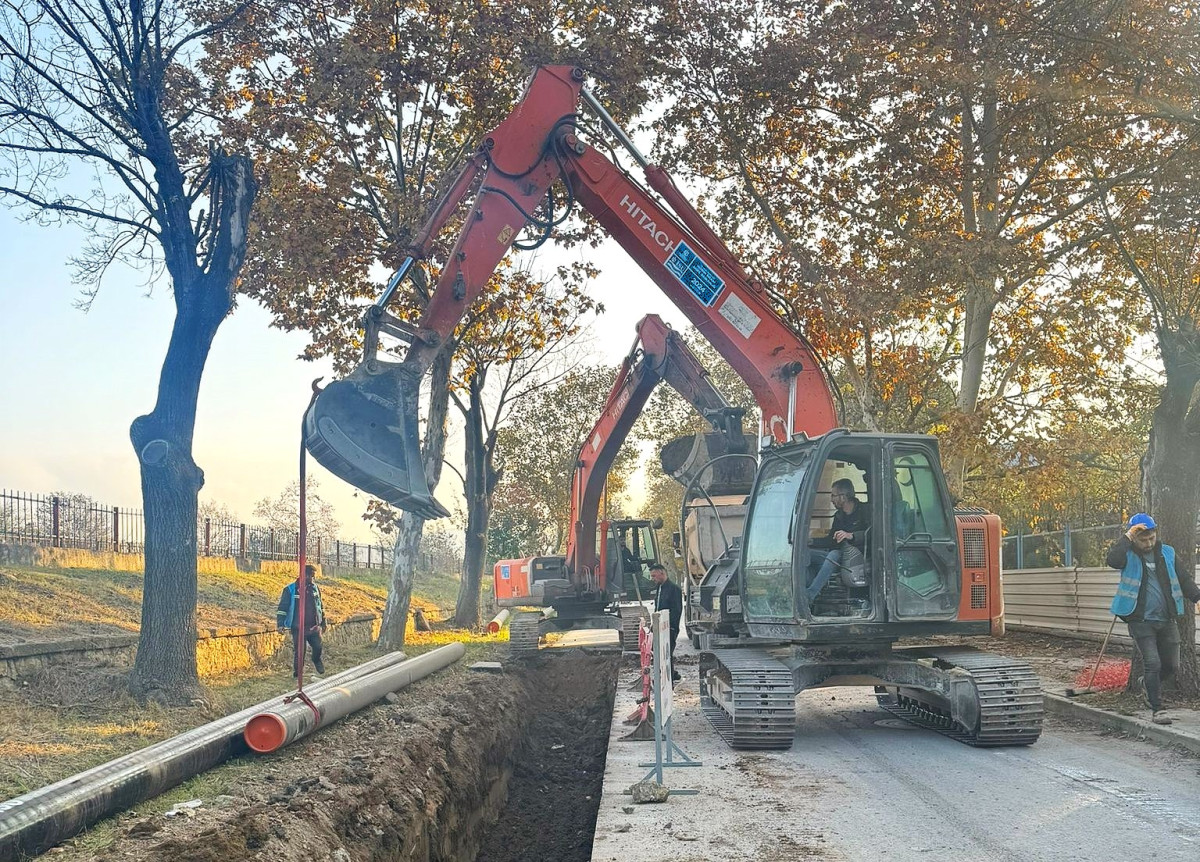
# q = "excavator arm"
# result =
<box><xmin>305</xmin><ymin>65</ymin><xmax>838</xmax><ymax>519</ymax></box>
<box><xmin>563</xmin><ymin>314</ymin><xmax>746</xmax><ymax>592</ymax></box>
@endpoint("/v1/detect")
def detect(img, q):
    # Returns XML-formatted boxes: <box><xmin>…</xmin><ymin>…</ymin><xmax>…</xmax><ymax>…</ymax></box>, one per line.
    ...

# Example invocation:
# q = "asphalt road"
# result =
<box><xmin>593</xmin><ymin>675</ymin><xmax>1200</xmax><ymax>862</ymax></box>
<box><xmin>794</xmin><ymin>689</ymin><xmax>1200</xmax><ymax>861</ymax></box>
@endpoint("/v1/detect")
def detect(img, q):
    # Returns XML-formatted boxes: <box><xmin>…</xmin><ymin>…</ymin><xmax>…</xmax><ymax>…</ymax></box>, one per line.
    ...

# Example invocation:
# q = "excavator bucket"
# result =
<box><xmin>304</xmin><ymin>362</ymin><xmax>450</xmax><ymax>520</ymax></box>
<box><xmin>660</xmin><ymin>432</ymin><xmax>758</xmax><ymax>499</ymax></box>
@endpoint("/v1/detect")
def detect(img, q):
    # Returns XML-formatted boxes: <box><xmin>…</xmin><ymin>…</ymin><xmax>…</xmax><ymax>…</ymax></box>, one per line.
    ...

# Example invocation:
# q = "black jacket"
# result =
<box><xmin>654</xmin><ymin>578</ymin><xmax>683</xmax><ymax>633</ymax></box>
<box><xmin>813</xmin><ymin>501</ymin><xmax>871</xmax><ymax>551</ymax></box>
<box><xmin>1105</xmin><ymin>535</ymin><xmax>1200</xmax><ymax>622</ymax></box>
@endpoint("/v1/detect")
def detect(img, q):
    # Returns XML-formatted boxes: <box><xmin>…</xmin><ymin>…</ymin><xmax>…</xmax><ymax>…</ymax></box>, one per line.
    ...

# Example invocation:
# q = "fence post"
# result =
<box><xmin>240</xmin><ymin>523</ymin><xmax>247</xmax><ymax>558</ymax></box>
<box><xmin>352</xmin><ymin>542</ymin><xmax>358</xmax><ymax>569</ymax></box>
<box><xmin>204</xmin><ymin>518</ymin><xmax>212</xmax><ymax>556</ymax></box>
<box><xmin>51</xmin><ymin>496</ymin><xmax>61</xmax><ymax>548</ymax></box>
<box><xmin>113</xmin><ymin>506</ymin><xmax>120</xmax><ymax>552</ymax></box>
<box><xmin>316</xmin><ymin>535</ymin><xmax>322</xmax><ymax>566</ymax></box>
<box><xmin>1063</xmin><ymin>523</ymin><xmax>1072</xmax><ymax>567</ymax></box>
<box><xmin>1015</xmin><ymin>527</ymin><xmax>1024</xmax><ymax>570</ymax></box>
<box><xmin>270</xmin><ymin>528</ymin><xmax>275</xmax><ymax>560</ymax></box>
<box><xmin>336</xmin><ymin>540</ymin><xmax>341</xmax><ymax>567</ymax></box>
<box><xmin>367</xmin><ymin>544</ymin><xmax>372</xmax><ymax>568</ymax></box>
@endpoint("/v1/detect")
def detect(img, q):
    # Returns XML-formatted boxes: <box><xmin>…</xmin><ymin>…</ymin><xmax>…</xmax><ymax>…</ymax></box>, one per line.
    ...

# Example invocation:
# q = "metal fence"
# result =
<box><xmin>1001</xmin><ymin>524</ymin><xmax>1126</xmax><ymax>569</ymax></box>
<box><xmin>0</xmin><ymin>488</ymin><xmax>393</xmax><ymax>570</ymax></box>
<box><xmin>1003</xmin><ymin>522</ymin><xmax>1200</xmax><ymax>569</ymax></box>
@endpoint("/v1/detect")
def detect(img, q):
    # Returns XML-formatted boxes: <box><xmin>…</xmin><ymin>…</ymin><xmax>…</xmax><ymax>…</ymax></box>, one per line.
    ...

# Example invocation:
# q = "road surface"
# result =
<box><xmin>593</xmin><ymin>669</ymin><xmax>1200</xmax><ymax>861</ymax></box>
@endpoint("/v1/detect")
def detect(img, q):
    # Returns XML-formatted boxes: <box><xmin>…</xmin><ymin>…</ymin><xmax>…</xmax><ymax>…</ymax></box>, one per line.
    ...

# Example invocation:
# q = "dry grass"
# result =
<box><xmin>0</xmin><ymin>560</ymin><xmax>476</xmax><ymax>802</ymax></box>
<box><xmin>0</xmin><ymin>623</ymin><xmax>506</xmax><ymax>802</ymax></box>
<box><xmin>0</xmin><ymin>564</ymin><xmax>463</xmax><ymax>644</ymax></box>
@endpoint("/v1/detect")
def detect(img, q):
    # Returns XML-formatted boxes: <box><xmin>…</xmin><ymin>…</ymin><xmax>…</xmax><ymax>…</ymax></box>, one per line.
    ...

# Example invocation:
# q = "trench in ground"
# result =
<box><xmin>60</xmin><ymin>651</ymin><xmax>620</xmax><ymax>862</ymax></box>
<box><xmin>469</xmin><ymin>652</ymin><xmax>619</xmax><ymax>862</ymax></box>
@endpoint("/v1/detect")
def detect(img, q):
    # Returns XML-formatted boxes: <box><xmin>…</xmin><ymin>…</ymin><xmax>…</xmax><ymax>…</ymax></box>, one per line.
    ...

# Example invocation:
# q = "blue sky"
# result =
<box><xmin>0</xmin><ymin>210</ymin><xmax>687</xmax><ymax>540</ymax></box>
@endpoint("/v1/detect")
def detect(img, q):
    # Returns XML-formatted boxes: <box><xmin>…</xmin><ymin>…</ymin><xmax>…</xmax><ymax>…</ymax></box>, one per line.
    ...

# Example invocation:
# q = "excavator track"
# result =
<box><xmin>509</xmin><ymin>612</ymin><xmax>541</xmax><ymax>653</ymax></box>
<box><xmin>875</xmin><ymin>648</ymin><xmax>1043</xmax><ymax>746</ymax></box>
<box><xmin>700</xmin><ymin>649</ymin><xmax>795</xmax><ymax>750</ymax></box>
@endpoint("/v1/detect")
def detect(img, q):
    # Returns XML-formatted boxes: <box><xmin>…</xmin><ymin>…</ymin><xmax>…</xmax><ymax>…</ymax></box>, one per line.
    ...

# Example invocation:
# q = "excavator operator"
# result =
<box><xmin>807</xmin><ymin>478</ymin><xmax>871</xmax><ymax>600</ymax></box>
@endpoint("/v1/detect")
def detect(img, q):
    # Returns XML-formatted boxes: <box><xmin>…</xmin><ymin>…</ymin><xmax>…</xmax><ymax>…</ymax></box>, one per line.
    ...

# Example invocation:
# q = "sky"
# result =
<box><xmin>0</xmin><ymin>209</ymin><xmax>691</xmax><ymax>541</ymax></box>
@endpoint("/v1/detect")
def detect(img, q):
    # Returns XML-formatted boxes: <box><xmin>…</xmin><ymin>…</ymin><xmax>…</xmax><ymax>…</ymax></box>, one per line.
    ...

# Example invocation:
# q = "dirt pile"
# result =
<box><xmin>64</xmin><ymin>650</ymin><xmax>619</xmax><ymax>862</ymax></box>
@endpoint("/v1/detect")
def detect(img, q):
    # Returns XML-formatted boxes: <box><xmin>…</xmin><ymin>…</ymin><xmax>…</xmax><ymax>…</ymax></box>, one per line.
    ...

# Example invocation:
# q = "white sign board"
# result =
<box><xmin>652</xmin><ymin>609</ymin><xmax>673</xmax><ymax>722</ymax></box>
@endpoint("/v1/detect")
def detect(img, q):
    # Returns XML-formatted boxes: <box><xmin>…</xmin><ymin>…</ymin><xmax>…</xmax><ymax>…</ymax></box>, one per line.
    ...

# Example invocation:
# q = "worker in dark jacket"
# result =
<box><xmin>650</xmin><ymin>563</ymin><xmax>683</xmax><ymax>683</ymax></box>
<box><xmin>1107</xmin><ymin>514</ymin><xmax>1200</xmax><ymax>725</ymax></box>
<box><xmin>276</xmin><ymin>564</ymin><xmax>327</xmax><ymax>677</ymax></box>
<box><xmin>807</xmin><ymin>478</ymin><xmax>871</xmax><ymax>600</ymax></box>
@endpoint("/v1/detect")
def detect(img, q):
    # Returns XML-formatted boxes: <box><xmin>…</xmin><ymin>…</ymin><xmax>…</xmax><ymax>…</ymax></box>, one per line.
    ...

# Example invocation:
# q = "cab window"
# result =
<box><xmin>742</xmin><ymin>455</ymin><xmax>806</xmax><ymax>619</ymax></box>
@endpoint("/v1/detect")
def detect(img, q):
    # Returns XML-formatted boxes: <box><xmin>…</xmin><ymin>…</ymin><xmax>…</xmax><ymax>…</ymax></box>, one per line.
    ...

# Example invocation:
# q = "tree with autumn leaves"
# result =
<box><xmin>206</xmin><ymin>0</ymin><xmax>665</xmax><ymax>641</ymax></box>
<box><xmin>199</xmin><ymin>0</ymin><xmax>1192</xmax><ymax>657</ymax></box>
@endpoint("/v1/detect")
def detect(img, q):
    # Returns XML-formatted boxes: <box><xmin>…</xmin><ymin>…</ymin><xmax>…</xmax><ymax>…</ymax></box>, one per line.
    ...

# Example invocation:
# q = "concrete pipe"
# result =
<box><xmin>245</xmin><ymin>642</ymin><xmax>466</xmax><ymax>753</ymax></box>
<box><xmin>487</xmin><ymin>608</ymin><xmax>512</xmax><ymax>634</ymax></box>
<box><xmin>0</xmin><ymin>651</ymin><xmax>407</xmax><ymax>862</ymax></box>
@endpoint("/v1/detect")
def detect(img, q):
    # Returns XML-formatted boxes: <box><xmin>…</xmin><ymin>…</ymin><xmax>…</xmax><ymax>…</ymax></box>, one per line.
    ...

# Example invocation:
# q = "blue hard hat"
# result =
<box><xmin>1129</xmin><ymin>513</ymin><xmax>1157</xmax><ymax>530</ymax></box>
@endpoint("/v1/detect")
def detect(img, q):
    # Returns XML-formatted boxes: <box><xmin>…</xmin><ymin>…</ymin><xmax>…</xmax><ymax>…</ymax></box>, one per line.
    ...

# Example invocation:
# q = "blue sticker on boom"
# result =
<box><xmin>665</xmin><ymin>240</ymin><xmax>725</xmax><ymax>307</ymax></box>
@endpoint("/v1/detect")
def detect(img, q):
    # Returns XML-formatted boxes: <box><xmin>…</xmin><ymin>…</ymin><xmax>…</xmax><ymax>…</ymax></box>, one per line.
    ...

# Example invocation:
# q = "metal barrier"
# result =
<box><xmin>1004</xmin><ymin>566</ymin><xmax>1200</xmax><ymax>647</ymax></box>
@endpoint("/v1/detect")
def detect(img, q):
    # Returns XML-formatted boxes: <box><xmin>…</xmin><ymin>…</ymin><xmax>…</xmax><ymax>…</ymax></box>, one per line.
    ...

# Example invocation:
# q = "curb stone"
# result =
<box><xmin>1044</xmin><ymin>692</ymin><xmax>1200</xmax><ymax>756</ymax></box>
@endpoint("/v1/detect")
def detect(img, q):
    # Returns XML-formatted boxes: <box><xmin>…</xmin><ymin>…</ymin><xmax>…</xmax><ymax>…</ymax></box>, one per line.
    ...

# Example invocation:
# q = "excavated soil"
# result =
<box><xmin>60</xmin><ymin>650</ymin><xmax>619</xmax><ymax>862</ymax></box>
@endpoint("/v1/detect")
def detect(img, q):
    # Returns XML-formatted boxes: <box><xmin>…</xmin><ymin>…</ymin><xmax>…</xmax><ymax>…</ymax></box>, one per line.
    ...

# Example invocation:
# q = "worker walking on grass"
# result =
<box><xmin>276</xmin><ymin>564</ymin><xmax>328</xmax><ymax>677</ymax></box>
<box><xmin>650</xmin><ymin>563</ymin><xmax>682</xmax><ymax>683</ymax></box>
<box><xmin>1107</xmin><ymin>514</ymin><xmax>1200</xmax><ymax>725</ymax></box>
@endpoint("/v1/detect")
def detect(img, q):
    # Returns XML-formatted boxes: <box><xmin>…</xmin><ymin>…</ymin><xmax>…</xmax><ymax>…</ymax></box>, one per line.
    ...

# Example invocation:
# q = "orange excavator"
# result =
<box><xmin>490</xmin><ymin>313</ymin><xmax>752</xmax><ymax>650</ymax></box>
<box><xmin>304</xmin><ymin>65</ymin><xmax>1043</xmax><ymax>749</ymax></box>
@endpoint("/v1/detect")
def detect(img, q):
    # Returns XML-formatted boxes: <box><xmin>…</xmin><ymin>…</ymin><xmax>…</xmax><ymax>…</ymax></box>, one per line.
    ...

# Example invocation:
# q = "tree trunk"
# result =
<box><xmin>454</xmin><ymin>375</ymin><xmax>501</xmax><ymax>628</ymax></box>
<box><xmin>380</xmin><ymin>512</ymin><xmax>426</xmax><ymax>651</ymax></box>
<box><xmin>379</xmin><ymin>345</ymin><xmax>453</xmax><ymax>650</ymax></box>
<box><xmin>125</xmin><ymin>151</ymin><xmax>255</xmax><ymax>704</ymax></box>
<box><xmin>1126</xmin><ymin>332</ymin><xmax>1200</xmax><ymax>698</ymax></box>
<box><xmin>1136</xmin><ymin>334</ymin><xmax>1200</xmax><ymax>695</ymax></box>
<box><xmin>127</xmin><ymin>291</ymin><xmax>226</xmax><ymax>704</ymax></box>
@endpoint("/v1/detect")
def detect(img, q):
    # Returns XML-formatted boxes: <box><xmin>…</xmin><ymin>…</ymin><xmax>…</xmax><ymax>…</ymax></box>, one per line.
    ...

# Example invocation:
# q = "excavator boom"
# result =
<box><xmin>563</xmin><ymin>314</ymin><xmax>748</xmax><ymax>592</ymax></box>
<box><xmin>305</xmin><ymin>65</ymin><xmax>836</xmax><ymax>515</ymax></box>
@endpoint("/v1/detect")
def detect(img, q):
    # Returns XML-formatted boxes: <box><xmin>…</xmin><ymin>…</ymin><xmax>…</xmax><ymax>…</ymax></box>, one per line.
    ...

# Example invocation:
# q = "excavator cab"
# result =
<box><xmin>601</xmin><ymin>518</ymin><xmax>662</xmax><ymax>600</ymax></box>
<box><xmin>735</xmin><ymin>430</ymin><xmax>964</xmax><ymax>639</ymax></box>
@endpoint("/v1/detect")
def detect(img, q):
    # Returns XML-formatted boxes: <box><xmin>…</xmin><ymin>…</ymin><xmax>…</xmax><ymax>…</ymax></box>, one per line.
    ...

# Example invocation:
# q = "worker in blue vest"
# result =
<box><xmin>1107</xmin><ymin>513</ymin><xmax>1200</xmax><ymax>725</ymax></box>
<box><xmin>276</xmin><ymin>564</ymin><xmax>327</xmax><ymax>677</ymax></box>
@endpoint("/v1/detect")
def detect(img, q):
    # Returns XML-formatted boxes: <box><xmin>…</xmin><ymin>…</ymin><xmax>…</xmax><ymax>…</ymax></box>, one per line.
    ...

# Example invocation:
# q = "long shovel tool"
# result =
<box><xmin>1066</xmin><ymin>614</ymin><xmax>1119</xmax><ymax>697</ymax></box>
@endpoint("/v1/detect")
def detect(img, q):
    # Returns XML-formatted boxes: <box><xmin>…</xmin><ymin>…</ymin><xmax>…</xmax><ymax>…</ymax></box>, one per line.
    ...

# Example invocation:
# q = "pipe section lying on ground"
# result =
<box><xmin>0</xmin><ymin>651</ymin><xmax>407</xmax><ymax>862</ymax></box>
<box><xmin>487</xmin><ymin>608</ymin><xmax>512</xmax><ymax>634</ymax></box>
<box><xmin>244</xmin><ymin>642</ymin><xmax>466</xmax><ymax>753</ymax></box>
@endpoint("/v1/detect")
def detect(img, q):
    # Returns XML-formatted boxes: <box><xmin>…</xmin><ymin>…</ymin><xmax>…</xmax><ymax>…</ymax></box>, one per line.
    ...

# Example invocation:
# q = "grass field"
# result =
<box><xmin>0</xmin><ymin>559</ymin><xmax>499</xmax><ymax>802</ymax></box>
<box><xmin>0</xmin><ymin>563</ymin><xmax>463</xmax><ymax>644</ymax></box>
<box><xmin>0</xmin><ymin>634</ymin><xmax>506</xmax><ymax>801</ymax></box>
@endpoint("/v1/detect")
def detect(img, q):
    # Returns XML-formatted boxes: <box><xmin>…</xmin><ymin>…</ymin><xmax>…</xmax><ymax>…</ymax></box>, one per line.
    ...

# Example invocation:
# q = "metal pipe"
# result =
<box><xmin>244</xmin><ymin>642</ymin><xmax>465</xmax><ymax>753</ymax></box>
<box><xmin>580</xmin><ymin>87</ymin><xmax>648</xmax><ymax>169</ymax></box>
<box><xmin>0</xmin><ymin>651</ymin><xmax>408</xmax><ymax>862</ymax></box>
<box><xmin>487</xmin><ymin>608</ymin><xmax>512</xmax><ymax>634</ymax></box>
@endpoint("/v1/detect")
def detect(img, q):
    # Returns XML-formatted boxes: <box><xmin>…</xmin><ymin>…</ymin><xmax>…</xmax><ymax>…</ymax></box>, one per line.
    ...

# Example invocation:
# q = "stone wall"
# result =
<box><xmin>0</xmin><ymin>613</ymin><xmax>381</xmax><ymax>681</ymax></box>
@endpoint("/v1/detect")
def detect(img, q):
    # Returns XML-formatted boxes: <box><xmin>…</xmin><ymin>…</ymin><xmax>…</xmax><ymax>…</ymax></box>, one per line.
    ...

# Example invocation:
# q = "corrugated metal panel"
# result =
<box><xmin>1001</xmin><ymin>565</ymin><xmax>1200</xmax><ymax>647</ymax></box>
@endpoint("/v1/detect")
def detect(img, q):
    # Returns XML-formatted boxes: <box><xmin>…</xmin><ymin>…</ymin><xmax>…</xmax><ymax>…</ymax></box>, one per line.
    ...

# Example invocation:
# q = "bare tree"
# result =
<box><xmin>0</xmin><ymin>0</ymin><xmax>255</xmax><ymax>702</ymax></box>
